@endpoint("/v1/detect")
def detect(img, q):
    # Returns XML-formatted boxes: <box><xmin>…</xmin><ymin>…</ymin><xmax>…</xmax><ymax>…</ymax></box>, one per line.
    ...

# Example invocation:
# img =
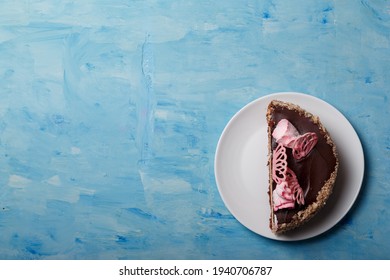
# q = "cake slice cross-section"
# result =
<box><xmin>266</xmin><ymin>100</ymin><xmax>339</xmax><ymax>234</ymax></box>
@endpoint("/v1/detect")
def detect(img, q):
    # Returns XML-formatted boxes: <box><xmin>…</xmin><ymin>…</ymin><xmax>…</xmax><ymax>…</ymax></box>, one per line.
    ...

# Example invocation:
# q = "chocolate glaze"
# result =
<box><xmin>270</xmin><ymin>106</ymin><xmax>337</xmax><ymax>224</ymax></box>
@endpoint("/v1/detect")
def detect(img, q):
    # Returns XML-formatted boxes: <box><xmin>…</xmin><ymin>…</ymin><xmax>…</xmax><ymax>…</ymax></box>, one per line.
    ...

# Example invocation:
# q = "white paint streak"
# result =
<box><xmin>139</xmin><ymin>171</ymin><xmax>191</xmax><ymax>194</ymax></box>
<box><xmin>71</xmin><ymin>146</ymin><xmax>81</xmax><ymax>155</ymax></box>
<box><xmin>202</xmin><ymin>22</ymin><xmax>218</xmax><ymax>31</ymax></box>
<box><xmin>46</xmin><ymin>175</ymin><xmax>61</xmax><ymax>186</ymax></box>
<box><xmin>154</xmin><ymin>109</ymin><xmax>169</xmax><ymax>120</ymax></box>
<box><xmin>8</xmin><ymin>175</ymin><xmax>31</xmax><ymax>188</ymax></box>
<box><xmin>79</xmin><ymin>187</ymin><xmax>96</xmax><ymax>196</ymax></box>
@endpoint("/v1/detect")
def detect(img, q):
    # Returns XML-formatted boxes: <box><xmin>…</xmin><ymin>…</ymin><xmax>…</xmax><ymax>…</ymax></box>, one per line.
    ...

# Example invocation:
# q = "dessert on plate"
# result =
<box><xmin>266</xmin><ymin>100</ymin><xmax>339</xmax><ymax>234</ymax></box>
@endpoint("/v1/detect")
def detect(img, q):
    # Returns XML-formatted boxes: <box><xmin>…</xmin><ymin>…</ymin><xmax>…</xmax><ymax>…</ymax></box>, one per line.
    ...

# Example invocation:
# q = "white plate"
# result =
<box><xmin>214</xmin><ymin>92</ymin><xmax>364</xmax><ymax>241</ymax></box>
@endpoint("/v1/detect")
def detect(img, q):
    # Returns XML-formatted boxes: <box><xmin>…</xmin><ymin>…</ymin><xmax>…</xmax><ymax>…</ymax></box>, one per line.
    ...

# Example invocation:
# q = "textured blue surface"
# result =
<box><xmin>0</xmin><ymin>0</ymin><xmax>389</xmax><ymax>259</ymax></box>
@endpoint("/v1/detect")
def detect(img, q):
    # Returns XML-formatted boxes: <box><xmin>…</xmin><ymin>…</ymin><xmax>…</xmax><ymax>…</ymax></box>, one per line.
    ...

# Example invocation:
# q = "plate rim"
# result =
<box><xmin>214</xmin><ymin>91</ymin><xmax>365</xmax><ymax>241</ymax></box>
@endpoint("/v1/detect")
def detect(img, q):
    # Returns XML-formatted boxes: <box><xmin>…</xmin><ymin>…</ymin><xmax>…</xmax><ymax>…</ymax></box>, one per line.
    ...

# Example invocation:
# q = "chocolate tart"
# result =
<box><xmin>266</xmin><ymin>100</ymin><xmax>339</xmax><ymax>234</ymax></box>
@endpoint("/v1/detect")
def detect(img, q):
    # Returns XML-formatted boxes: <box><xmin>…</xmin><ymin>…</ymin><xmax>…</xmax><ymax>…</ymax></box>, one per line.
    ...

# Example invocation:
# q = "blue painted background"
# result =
<box><xmin>0</xmin><ymin>0</ymin><xmax>389</xmax><ymax>259</ymax></box>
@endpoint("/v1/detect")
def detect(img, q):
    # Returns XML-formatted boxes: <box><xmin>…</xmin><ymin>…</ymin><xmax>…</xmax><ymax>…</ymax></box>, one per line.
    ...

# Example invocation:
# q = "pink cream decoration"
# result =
<box><xmin>285</xmin><ymin>167</ymin><xmax>305</xmax><ymax>206</ymax></box>
<box><xmin>273</xmin><ymin>170</ymin><xmax>305</xmax><ymax>212</ymax></box>
<box><xmin>272</xmin><ymin>149</ymin><xmax>305</xmax><ymax>211</ymax></box>
<box><xmin>272</xmin><ymin>119</ymin><xmax>317</xmax><ymax>211</ymax></box>
<box><xmin>272</xmin><ymin>143</ymin><xmax>287</xmax><ymax>184</ymax></box>
<box><xmin>272</xmin><ymin>119</ymin><xmax>318</xmax><ymax>159</ymax></box>
<box><xmin>273</xmin><ymin>181</ymin><xmax>295</xmax><ymax>210</ymax></box>
<box><xmin>272</xmin><ymin>119</ymin><xmax>300</xmax><ymax>148</ymax></box>
<box><xmin>292</xmin><ymin>132</ymin><xmax>318</xmax><ymax>160</ymax></box>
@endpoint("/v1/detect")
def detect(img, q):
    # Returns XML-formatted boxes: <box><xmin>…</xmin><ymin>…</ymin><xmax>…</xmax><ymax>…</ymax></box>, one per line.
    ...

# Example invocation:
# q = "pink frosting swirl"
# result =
<box><xmin>273</xmin><ymin>167</ymin><xmax>305</xmax><ymax>211</ymax></box>
<box><xmin>273</xmin><ymin>181</ymin><xmax>295</xmax><ymax>211</ymax></box>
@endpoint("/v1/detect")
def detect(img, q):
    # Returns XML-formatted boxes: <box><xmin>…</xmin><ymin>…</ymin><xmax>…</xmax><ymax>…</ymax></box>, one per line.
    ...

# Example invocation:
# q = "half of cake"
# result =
<box><xmin>266</xmin><ymin>100</ymin><xmax>339</xmax><ymax>234</ymax></box>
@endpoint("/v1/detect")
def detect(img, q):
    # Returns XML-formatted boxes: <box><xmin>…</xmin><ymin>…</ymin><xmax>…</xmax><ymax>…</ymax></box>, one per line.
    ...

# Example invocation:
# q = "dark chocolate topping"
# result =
<box><xmin>270</xmin><ymin>106</ymin><xmax>337</xmax><ymax>224</ymax></box>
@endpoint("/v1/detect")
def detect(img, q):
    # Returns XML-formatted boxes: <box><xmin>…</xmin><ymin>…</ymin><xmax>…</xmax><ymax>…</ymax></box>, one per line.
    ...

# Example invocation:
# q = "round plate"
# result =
<box><xmin>214</xmin><ymin>92</ymin><xmax>364</xmax><ymax>241</ymax></box>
